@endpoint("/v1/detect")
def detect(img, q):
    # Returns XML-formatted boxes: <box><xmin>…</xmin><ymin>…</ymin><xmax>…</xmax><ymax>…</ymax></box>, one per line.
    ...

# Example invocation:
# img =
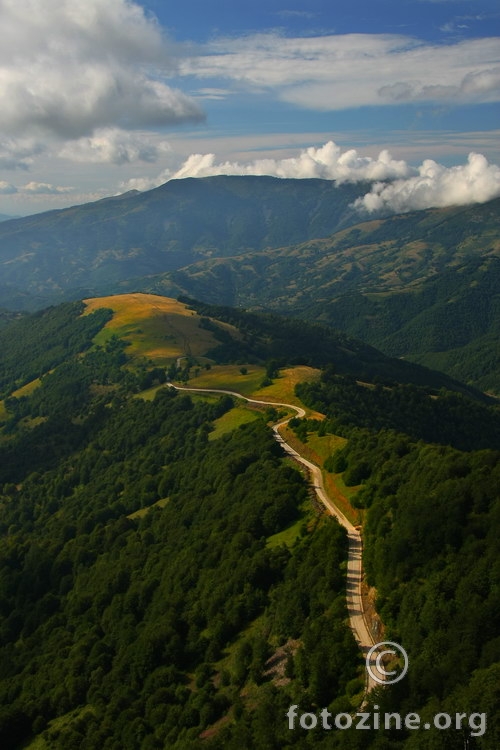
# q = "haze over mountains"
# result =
<box><xmin>143</xmin><ymin>195</ymin><xmax>500</xmax><ymax>392</ymax></box>
<box><xmin>0</xmin><ymin>176</ymin><xmax>368</xmax><ymax>308</ymax></box>
<box><xmin>1</xmin><ymin>173</ymin><xmax>498</xmax><ymax>392</ymax></box>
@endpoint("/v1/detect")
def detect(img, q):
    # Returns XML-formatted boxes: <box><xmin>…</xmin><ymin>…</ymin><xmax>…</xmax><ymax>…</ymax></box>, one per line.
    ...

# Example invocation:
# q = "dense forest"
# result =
<box><xmin>0</xmin><ymin>304</ymin><xmax>360</xmax><ymax>749</ymax></box>
<box><xmin>0</xmin><ymin>300</ymin><xmax>498</xmax><ymax>748</ymax></box>
<box><xmin>293</xmin><ymin>370</ymin><xmax>500</xmax><ymax>748</ymax></box>
<box><xmin>182</xmin><ymin>298</ymin><xmax>483</xmax><ymax>398</ymax></box>
<box><xmin>0</xmin><ymin>301</ymin><xmax>112</xmax><ymax>395</ymax></box>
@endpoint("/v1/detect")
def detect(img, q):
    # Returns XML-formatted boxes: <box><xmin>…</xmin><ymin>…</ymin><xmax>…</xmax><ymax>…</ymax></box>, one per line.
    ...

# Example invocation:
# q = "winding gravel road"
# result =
<box><xmin>169</xmin><ymin>383</ymin><xmax>380</xmax><ymax>691</ymax></box>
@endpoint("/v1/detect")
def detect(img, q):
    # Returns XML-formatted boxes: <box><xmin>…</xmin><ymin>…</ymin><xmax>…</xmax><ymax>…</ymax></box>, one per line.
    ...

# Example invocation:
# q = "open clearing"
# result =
<box><xmin>83</xmin><ymin>293</ymin><xmax>239</xmax><ymax>363</ymax></box>
<box><xmin>12</xmin><ymin>377</ymin><xmax>43</xmax><ymax>398</ymax></box>
<box><xmin>208</xmin><ymin>405</ymin><xmax>261</xmax><ymax>441</ymax></box>
<box><xmin>186</xmin><ymin>365</ymin><xmax>321</xmax><ymax>413</ymax></box>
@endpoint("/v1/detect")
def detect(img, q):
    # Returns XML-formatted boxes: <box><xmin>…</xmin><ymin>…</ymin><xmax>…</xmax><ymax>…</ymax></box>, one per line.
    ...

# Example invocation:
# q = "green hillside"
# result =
<box><xmin>0</xmin><ymin>176</ymin><xmax>368</xmax><ymax>308</ymax></box>
<box><xmin>0</xmin><ymin>295</ymin><xmax>498</xmax><ymax>748</ymax></box>
<box><xmin>139</xmin><ymin>198</ymin><xmax>500</xmax><ymax>391</ymax></box>
<box><xmin>2</xmin><ymin>174</ymin><xmax>498</xmax><ymax>392</ymax></box>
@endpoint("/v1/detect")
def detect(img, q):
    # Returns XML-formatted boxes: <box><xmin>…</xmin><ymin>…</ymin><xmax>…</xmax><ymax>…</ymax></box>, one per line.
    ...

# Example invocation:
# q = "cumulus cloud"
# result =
<box><xmin>23</xmin><ymin>182</ymin><xmax>74</xmax><ymax>195</ymax></box>
<box><xmin>0</xmin><ymin>138</ymin><xmax>46</xmax><ymax>170</ymax></box>
<box><xmin>119</xmin><ymin>141</ymin><xmax>413</xmax><ymax>192</ymax></box>
<box><xmin>120</xmin><ymin>140</ymin><xmax>500</xmax><ymax>214</ymax></box>
<box><xmin>59</xmin><ymin>128</ymin><xmax>171</xmax><ymax>165</ymax></box>
<box><xmin>354</xmin><ymin>152</ymin><xmax>500</xmax><ymax>213</ymax></box>
<box><xmin>170</xmin><ymin>142</ymin><xmax>413</xmax><ymax>182</ymax></box>
<box><xmin>182</xmin><ymin>33</ymin><xmax>500</xmax><ymax>110</ymax></box>
<box><xmin>0</xmin><ymin>181</ymin><xmax>17</xmax><ymax>194</ymax></box>
<box><xmin>0</xmin><ymin>0</ymin><xmax>203</xmax><ymax>139</ymax></box>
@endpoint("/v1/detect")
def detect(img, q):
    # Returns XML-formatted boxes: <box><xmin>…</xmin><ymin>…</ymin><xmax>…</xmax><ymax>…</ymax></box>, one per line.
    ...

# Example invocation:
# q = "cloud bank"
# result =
<box><xmin>183</xmin><ymin>32</ymin><xmax>500</xmax><ymax>111</ymax></box>
<box><xmin>122</xmin><ymin>141</ymin><xmax>500</xmax><ymax>215</ymax></box>
<box><xmin>354</xmin><ymin>152</ymin><xmax>500</xmax><ymax>213</ymax></box>
<box><xmin>171</xmin><ymin>142</ymin><xmax>413</xmax><ymax>182</ymax></box>
<box><xmin>0</xmin><ymin>0</ymin><xmax>203</xmax><ymax>139</ymax></box>
<box><xmin>0</xmin><ymin>181</ymin><xmax>73</xmax><ymax>195</ymax></box>
<box><xmin>59</xmin><ymin>129</ymin><xmax>171</xmax><ymax>165</ymax></box>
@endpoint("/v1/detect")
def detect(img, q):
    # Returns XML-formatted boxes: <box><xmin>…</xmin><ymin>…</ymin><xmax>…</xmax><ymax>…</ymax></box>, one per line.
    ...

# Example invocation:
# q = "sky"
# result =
<box><xmin>0</xmin><ymin>0</ymin><xmax>499</xmax><ymax>216</ymax></box>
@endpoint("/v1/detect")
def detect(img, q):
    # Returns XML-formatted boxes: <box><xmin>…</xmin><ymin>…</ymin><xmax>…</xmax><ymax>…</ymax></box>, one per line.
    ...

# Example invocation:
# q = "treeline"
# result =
<box><xmin>325</xmin><ymin>428</ymin><xmax>500</xmax><ymax>749</ymax></box>
<box><xmin>181</xmin><ymin>297</ymin><xmax>478</xmax><ymax>395</ymax></box>
<box><xmin>294</xmin><ymin>370</ymin><xmax>500</xmax><ymax>748</ymax></box>
<box><xmin>0</xmin><ymin>340</ymin><xmax>359</xmax><ymax>749</ymax></box>
<box><xmin>296</xmin><ymin>368</ymin><xmax>500</xmax><ymax>451</ymax></box>
<box><xmin>0</xmin><ymin>301</ymin><xmax>112</xmax><ymax>395</ymax></box>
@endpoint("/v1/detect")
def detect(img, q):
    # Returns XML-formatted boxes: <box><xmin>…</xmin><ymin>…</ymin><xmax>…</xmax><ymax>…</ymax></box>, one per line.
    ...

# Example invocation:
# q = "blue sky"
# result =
<box><xmin>0</xmin><ymin>0</ymin><xmax>498</xmax><ymax>215</ymax></box>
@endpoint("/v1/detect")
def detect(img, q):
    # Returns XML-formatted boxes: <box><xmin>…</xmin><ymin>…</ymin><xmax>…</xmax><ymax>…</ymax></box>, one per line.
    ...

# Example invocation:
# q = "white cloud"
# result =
<box><xmin>0</xmin><ymin>181</ymin><xmax>17</xmax><ymax>194</ymax></box>
<box><xmin>119</xmin><ymin>141</ymin><xmax>414</xmax><ymax>192</ymax></box>
<box><xmin>22</xmin><ymin>182</ymin><xmax>73</xmax><ymax>195</ymax></box>
<box><xmin>182</xmin><ymin>32</ymin><xmax>500</xmax><ymax>110</ymax></box>
<box><xmin>0</xmin><ymin>179</ymin><xmax>71</xmax><ymax>196</ymax></box>
<box><xmin>59</xmin><ymin>128</ymin><xmax>171</xmax><ymax>165</ymax></box>
<box><xmin>0</xmin><ymin>0</ymin><xmax>203</xmax><ymax>139</ymax></box>
<box><xmin>170</xmin><ymin>141</ymin><xmax>413</xmax><ymax>181</ymax></box>
<box><xmin>0</xmin><ymin>138</ymin><xmax>45</xmax><ymax>170</ymax></box>
<box><xmin>119</xmin><ymin>140</ymin><xmax>500</xmax><ymax>214</ymax></box>
<box><xmin>354</xmin><ymin>152</ymin><xmax>500</xmax><ymax>213</ymax></box>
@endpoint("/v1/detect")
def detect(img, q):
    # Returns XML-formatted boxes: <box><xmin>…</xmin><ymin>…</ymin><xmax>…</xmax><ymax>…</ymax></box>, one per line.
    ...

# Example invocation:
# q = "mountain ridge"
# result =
<box><xmin>132</xmin><ymin>197</ymin><xmax>500</xmax><ymax>391</ymax></box>
<box><xmin>0</xmin><ymin>176</ymin><xmax>371</xmax><ymax>308</ymax></box>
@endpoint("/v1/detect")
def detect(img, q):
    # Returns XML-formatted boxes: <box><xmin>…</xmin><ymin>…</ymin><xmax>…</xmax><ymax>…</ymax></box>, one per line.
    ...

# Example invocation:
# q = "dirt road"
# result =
<box><xmin>169</xmin><ymin>383</ymin><xmax>380</xmax><ymax>690</ymax></box>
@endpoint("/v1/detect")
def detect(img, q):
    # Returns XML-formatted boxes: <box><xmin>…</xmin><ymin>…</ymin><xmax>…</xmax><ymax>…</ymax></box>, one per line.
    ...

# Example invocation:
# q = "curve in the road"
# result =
<box><xmin>169</xmin><ymin>383</ymin><xmax>380</xmax><ymax>691</ymax></box>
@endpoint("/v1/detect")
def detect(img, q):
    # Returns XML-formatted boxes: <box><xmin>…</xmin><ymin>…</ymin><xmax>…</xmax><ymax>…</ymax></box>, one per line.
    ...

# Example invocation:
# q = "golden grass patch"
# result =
<box><xmin>252</xmin><ymin>366</ymin><xmax>321</xmax><ymax>411</ymax></box>
<box><xmin>183</xmin><ymin>365</ymin><xmax>321</xmax><ymax>414</ymax></box>
<box><xmin>305</xmin><ymin>432</ymin><xmax>348</xmax><ymax>463</ymax></box>
<box><xmin>83</xmin><ymin>293</ymin><xmax>239</xmax><ymax>363</ymax></box>
<box><xmin>279</xmin><ymin>424</ymin><xmax>361</xmax><ymax>526</ymax></box>
<box><xmin>11</xmin><ymin>377</ymin><xmax>42</xmax><ymax>398</ymax></box>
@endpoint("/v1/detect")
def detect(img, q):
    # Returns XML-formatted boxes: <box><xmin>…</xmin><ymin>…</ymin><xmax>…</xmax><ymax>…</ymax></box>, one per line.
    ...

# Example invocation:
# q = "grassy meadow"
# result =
<box><xmin>83</xmin><ymin>293</ymin><xmax>239</xmax><ymax>364</ymax></box>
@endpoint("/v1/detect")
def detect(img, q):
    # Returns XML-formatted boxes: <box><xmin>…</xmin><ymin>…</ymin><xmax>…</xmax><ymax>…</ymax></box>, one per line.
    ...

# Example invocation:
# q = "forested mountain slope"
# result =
<box><xmin>141</xmin><ymin>197</ymin><xmax>500</xmax><ymax>391</ymax></box>
<box><xmin>2</xmin><ymin>171</ymin><xmax>498</xmax><ymax>391</ymax></box>
<box><xmin>0</xmin><ymin>176</ymin><xmax>368</xmax><ymax>308</ymax></box>
<box><xmin>0</xmin><ymin>296</ymin><xmax>498</xmax><ymax>748</ymax></box>
<box><xmin>291</xmin><ymin>369</ymin><xmax>500</xmax><ymax>749</ymax></box>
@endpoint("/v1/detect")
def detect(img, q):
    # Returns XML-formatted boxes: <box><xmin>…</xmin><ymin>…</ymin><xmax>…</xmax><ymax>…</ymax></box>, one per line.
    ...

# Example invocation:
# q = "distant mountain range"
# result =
<box><xmin>0</xmin><ymin>176</ymin><xmax>369</xmax><ymax>308</ymax></box>
<box><xmin>0</xmin><ymin>175</ymin><xmax>499</xmax><ymax>391</ymax></box>
<box><xmin>138</xmin><ymin>197</ymin><xmax>500</xmax><ymax>392</ymax></box>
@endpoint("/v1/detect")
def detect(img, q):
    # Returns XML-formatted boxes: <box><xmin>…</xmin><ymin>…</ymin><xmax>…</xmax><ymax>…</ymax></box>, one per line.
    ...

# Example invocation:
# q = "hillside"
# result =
<box><xmin>2</xmin><ymin>172</ymin><xmax>498</xmax><ymax>390</ymax></box>
<box><xmin>81</xmin><ymin>293</ymin><xmax>486</xmax><ymax>398</ymax></box>
<box><xmin>82</xmin><ymin>293</ymin><xmax>243</xmax><ymax>365</ymax></box>
<box><xmin>0</xmin><ymin>176</ymin><xmax>369</xmax><ymax>308</ymax></box>
<box><xmin>139</xmin><ymin>197</ymin><xmax>500</xmax><ymax>391</ymax></box>
<box><xmin>0</xmin><ymin>294</ymin><xmax>498</xmax><ymax>748</ymax></box>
